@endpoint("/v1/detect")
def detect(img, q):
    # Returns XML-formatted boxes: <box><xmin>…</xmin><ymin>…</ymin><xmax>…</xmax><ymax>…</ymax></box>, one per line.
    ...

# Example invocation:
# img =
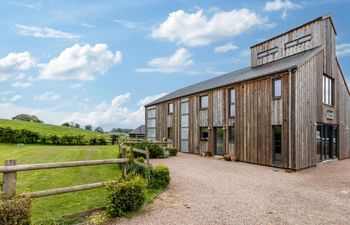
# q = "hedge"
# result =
<box><xmin>0</xmin><ymin>126</ymin><xmax>107</xmax><ymax>145</ymax></box>
<box><xmin>150</xmin><ymin>165</ymin><xmax>170</xmax><ymax>189</ymax></box>
<box><xmin>127</xmin><ymin>141</ymin><xmax>164</xmax><ymax>158</ymax></box>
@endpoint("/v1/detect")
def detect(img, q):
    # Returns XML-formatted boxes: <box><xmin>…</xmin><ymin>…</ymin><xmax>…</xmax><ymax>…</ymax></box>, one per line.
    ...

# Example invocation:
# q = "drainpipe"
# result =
<box><xmin>288</xmin><ymin>68</ymin><xmax>293</xmax><ymax>169</ymax></box>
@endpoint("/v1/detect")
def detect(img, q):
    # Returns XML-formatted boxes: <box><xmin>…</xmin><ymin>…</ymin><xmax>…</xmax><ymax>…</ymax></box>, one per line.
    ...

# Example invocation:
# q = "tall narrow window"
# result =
<box><xmin>167</xmin><ymin>127</ymin><xmax>174</xmax><ymax>139</ymax></box>
<box><xmin>168</xmin><ymin>103</ymin><xmax>173</xmax><ymax>114</ymax></box>
<box><xmin>273</xmin><ymin>125</ymin><xmax>282</xmax><ymax>164</ymax></box>
<box><xmin>229</xmin><ymin>126</ymin><xmax>235</xmax><ymax>144</ymax></box>
<box><xmin>200</xmin><ymin>95</ymin><xmax>208</xmax><ymax>109</ymax></box>
<box><xmin>181</xmin><ymin>98</ymin><xmax>189</xmax><ymax>152</ymax></box>
<box><xmin>273</xmin><ymin>78</ymin><xmax>282</xmax><ymax>99</ymax></box>
<box><xmin>323</xmin><ymin>75</ymin><xmax>333</xmax><ymax>105</ymax></box>
<box><xmin>147</xmin><ymin>107</ymin><xmax>156</xmax><ymax>141</ymax></box>
<box><xmin>229</xmin><ymin>89</ymin><xmax>235</xmax><ymax>117</ymax></box>
<box><xmin>200</xmin><ymin>127</ymin><xmax>209</xmax><ymax>141</ymax></box>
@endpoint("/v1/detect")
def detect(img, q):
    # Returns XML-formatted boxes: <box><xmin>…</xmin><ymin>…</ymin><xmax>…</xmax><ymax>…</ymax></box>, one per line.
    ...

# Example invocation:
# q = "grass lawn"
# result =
<box><xmin>0</xmin><ymin>144</ymin><xmax>120</xmax><ymax>221</ymax></box>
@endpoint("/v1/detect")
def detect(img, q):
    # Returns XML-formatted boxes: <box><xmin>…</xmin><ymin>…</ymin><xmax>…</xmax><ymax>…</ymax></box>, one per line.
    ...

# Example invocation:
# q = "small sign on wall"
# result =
<box><xmin>326</xmin><ymin>110</ymin><xmax>334</xmax><ymax>120</ymax></box>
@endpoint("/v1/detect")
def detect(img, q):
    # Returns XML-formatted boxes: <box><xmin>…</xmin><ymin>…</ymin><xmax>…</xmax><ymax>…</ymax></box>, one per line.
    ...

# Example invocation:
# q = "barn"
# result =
<box><xmin>145</xmin><ymin>15</ymin><xmax>350</xmax><ymax>170</ymax></box>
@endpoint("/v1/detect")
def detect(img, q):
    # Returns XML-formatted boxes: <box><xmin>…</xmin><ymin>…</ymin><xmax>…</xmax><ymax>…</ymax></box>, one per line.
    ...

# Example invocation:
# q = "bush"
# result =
<box><xmin>223</xmin><ymin>154</ymin><xmax>231</xmax><ymax>161</ymax></box>
<box><xmin>166</xmin><ymin>148</ymin><xmax>178</xmax><ymax>156</ymax></box>
<box><xmin>97</xmin><ymin>138</ymin><xmax>107</xmax><ymax>145</ymax></box>
<box><xmin>0</xmin><ymin>194</ymin><xmax>31</xmax><ymax>225</ymax></box>
<box><xmin>131</xmin><ymin>141</ymin><xmax>164</xmax><ymax>158</ymax></box>
<box><xmin>106</xmin><ymin>175</ymin><xmax>147</xmax><ymax>217</ymax></box>
<box><xmin>150</xmin><ymin>165</ymin><xmax>170</xmax><ymax>189</ymax></box>
<box><xmin>126</xmin><ymin>162</ymin><xmax>146</xmax><ymax>177</ymax></box>
<box><xmin>136</xmin><ymin>157</ymin><xmax>145</xmax><ymax>163</ymax></box>
<box><xmin>49</xmin><ymin>135</ymin><xmax>60</xmax><ymax>144</ymax></box>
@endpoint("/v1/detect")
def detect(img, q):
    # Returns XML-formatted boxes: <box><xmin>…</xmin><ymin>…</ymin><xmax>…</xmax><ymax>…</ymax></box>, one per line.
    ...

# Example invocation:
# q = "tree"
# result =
<box><xmin>74</xmin><ymin>123</ymin><xmax>80</xmax><ymax>129</ymax></box>
<box><xmin>85</xmin><ymin>125</ymin><xmax>92</xmax><ymax>131</ymax></box>
<box><xmin>12</xmin><ymin>114</ymin><xmax>43</xmax><ymax>123</ymax></box>
<box><xmin>95</xmin><ymin>127</ymin><xmax>104</xmax><ymax>133</ymax></box>
<box><xmin>61</xmin><ymin>122</ymin><xmax>70</xmax><ymax>127</ymax></box>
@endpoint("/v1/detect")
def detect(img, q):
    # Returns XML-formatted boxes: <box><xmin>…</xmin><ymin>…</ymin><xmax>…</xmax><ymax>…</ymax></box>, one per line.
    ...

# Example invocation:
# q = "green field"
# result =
<box><xmin>0</xmin><ymin>119</ymin><xmax>110</xmax><ymax>139</ymax></box>
<box><xmin>0</xmin><ymin>144</ymin><xmax>120</xmax><ymax>221</ymax></box>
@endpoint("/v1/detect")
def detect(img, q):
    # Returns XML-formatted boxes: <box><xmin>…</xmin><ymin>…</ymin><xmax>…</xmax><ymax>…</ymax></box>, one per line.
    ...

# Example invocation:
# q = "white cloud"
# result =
<box><xmin>70</xmin><ymin>83</ymin><xmax>83</xmax><ymax>89</ymax></box>
<box><xmin>81</xmin><ymin>22</ymin><xmax>95</xmax><ymax>28</ymax></box>
<box><xmin>264</xmin><ymin>0</ymin><xmax>301</xmax><ymax>11</ymax></box>
<box><xmin>10</xmin><ymin>95</ymin><xmax>22</xmax><ymax>102</ymax></box>
<box><xmin>34</xmin><ymin>92</ymin><xmax>60</xmax><ymax>101</ymax></box>
<box><xmin>64</xmin><ymin>92</ymin><xmax>167</xmax><ymax>129</ymax></box>
<box><xmin>12</xmin><ymin>81</ymin><xmax>33</xmax><ymax>88</ymax></box>
<box><xmin>214</xmin><ymin>42</ymin><xmax>239</xmax><ymax>53</ymax></box>
<box><xmin>152</xmin><ymin>8</ymin><xmax>270</xmax><ymax>47</ymax></box>
<box><xmin>114</xmin><ymin>19</ymin><xmax>146</xmax><ymax>29</ymax></box>
<box><xmin>0</xmin><ymin>52</ymin><xmax>35</xmax><ymax>81</ymax></box>
<box><xmin>39</xmin><ymin>43</ymin><xmax>122</xmax><ymax>80</ymax></box>
<box><xmin>135</xmin><ymin>48</ymin><xmax>193</xmax><ymax>73</ymax></box>
<box><xmin>337</xmin><ymin>44</ymin><xmax>350</xmax><ymax>57</ymax></box>
<box><xmin>15</xmin><ymin>24</ymin><xmax>82</xmax><ymax>39</ymax></box>
<box><xmin>264</xmin><ymin>0</ymin><xmax>302</xmax><ymax>19</ymax></box>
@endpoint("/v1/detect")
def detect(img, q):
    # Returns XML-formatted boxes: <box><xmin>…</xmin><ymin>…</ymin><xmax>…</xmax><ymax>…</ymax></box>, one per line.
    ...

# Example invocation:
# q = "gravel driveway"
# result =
<box><xmin>107</xmin><ymin>153</ymin><xmax>350</xmax><ymax>225</ymax></box>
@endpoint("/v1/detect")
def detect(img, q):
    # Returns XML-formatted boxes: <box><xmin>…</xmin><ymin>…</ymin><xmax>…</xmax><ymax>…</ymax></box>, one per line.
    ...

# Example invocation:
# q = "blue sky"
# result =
<box><xmin>0</xmin><ymin>0</ymin><xmax>349</xmax><ymax>130</ymax></box>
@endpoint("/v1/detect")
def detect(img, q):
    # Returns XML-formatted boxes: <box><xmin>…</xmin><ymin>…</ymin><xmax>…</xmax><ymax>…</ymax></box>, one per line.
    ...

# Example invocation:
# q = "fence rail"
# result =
<box><xmin>119</xmin><ymin>143</ymin><xmax>152</xmax><ymax>182</ymax></box>
<box><xmin>0</xmin><ymin>158</ymin><xmax>129</xmax><ymax>198</ymax></box>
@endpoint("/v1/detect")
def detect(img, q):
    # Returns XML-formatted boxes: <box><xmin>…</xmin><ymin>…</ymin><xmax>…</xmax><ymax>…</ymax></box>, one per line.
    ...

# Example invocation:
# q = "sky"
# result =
<box><xmin>0</xmin><ymin>0</ymin><xmax>350</xmax><ymax>130</ymax></box>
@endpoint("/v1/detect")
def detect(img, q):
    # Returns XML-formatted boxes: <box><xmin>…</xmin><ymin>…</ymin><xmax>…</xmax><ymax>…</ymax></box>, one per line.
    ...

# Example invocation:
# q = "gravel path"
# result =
<box><xmin>107</xmin><ymin>153</ymin><xmax>350</xmax><ymax>225</ymax></box>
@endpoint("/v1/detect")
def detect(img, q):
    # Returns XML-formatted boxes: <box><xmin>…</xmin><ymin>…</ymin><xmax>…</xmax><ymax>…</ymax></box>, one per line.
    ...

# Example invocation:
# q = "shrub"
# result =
<box><xmin>49</xmin><ymin>135</ymin><xmax>60</xmax><ymax>144</ymax></box>
<box><xmin>90</xmin><ymin>137</ymin><xmax>97</xmax><ymax>145</ymax></box>
<box><xmin>166</xmin><ymin>148</ymin><xmax>178</xmax><ymax>156</ymax></box>
<box><xmin>150</xmin><ymin>165</ymin><xmax>170</xmax><ymax>189</ymax></box>
<box><xmin>126</xmin><ymin>162</ymin><xmax>146</xmax><ymax>177</ymax></box>
<box><xmin>74</xmin><ymin>134</ymin><xmax>85</xmax><ymax>145</ymax></box>
<box><xmin>223</xmin><ymin>154</ymin><xmax>231</xmax><ymax>161</ymax></box>
<box><xmin>97</xmin><ymin>138</ymin><xmax>107</xmax><ymax>145</ymax></box>
<box><xmin>106</xmin><ymin>175</ymin><xmax>147</xmax><ymax>217</ymax></box>
<box><xmin>131</xmin><ymin>141</ymin><xmax>164</xmax><ymax>158</ymax></box>
<box><xmin>136</xmin><ymin>157</ymin><xmax>145</xmax><ymax>163</ymax></box>
<box><xmin>0</xmin><ymin>194</ymin><xmax>31</xmax><ymax>225</ymax></box>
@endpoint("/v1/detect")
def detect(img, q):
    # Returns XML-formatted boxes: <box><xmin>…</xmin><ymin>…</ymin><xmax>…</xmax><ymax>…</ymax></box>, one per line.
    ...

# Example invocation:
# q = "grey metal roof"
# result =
<box><xmin>130</xmin><ymin>125</ymin><xmax>145</xmax><ymax>135</ymax></box>
<box><xmin>146</xmin><ymin>46</ymin><xmax>322</xmax><ymax>107</ymax></box>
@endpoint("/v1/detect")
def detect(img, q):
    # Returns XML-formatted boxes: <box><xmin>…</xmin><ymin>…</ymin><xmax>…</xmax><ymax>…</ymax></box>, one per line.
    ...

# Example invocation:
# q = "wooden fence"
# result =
<box><xmin>119</xmin><ymin>143</ymin><xmax>152</xmax><ymax>182</ymax></box>
<box><xmin>0</xmin><ymin>143</ymin><xmax>155</xmax><ymax>200</ymax></box>
<box><xmin>0</xmin><ymin>158</ymin><xmax>129</xmax><ymax>199</ymax></box>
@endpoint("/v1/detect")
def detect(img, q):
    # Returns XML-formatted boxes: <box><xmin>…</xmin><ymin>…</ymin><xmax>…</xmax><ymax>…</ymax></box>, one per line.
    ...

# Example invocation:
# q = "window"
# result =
<box><xmin>285</xmin><ymin>34</ymin><xmax>312</xmax><ymax>49</ymax></box>
<box><xmin>200</xmin><ymin>95</ymin><xmax>208</xmax><ymax>109</ymax></box>
<box><xmin>273</xmin><ymin>78</ymin><xmax>282</xmax><ymax>99</ymax></box>
<box><xmin>229</xmin><ymin>89</ymin><xmax>235</xmax><ymax>117</ymax></box>
<box><xmin>257</xmin><ymin>47</ymin><xmax>278</xmax><ymax>59</ymax></box>
<box><xmin>181</xmin><ymin>98</ymin><xmax>189</xmax><ymax>152</ymax></box>
<box><xmin>272</xmin><ymin>125</ymin><xmax>282</xmax><ymax>164</ymax></box>
<box><xmin>229</xmin><ymin>126</ymin><xmax>235</xmax><ymax>144</ymax></box>
<box><xmin>147</xmin><ymin>107</ymin><xmax>156</xmax><ymax>141</ymax></box>
<box><xmin>323</xmin><ymin>75</ymin><xmax>333</xmax><ymax>105</ymax></box>
<box><xmin>200</xmin><ymin>127</ymin><xmax>209</xmax><ymax>141</ymax></box>
<box><xmin>168</xmin><ymin>103</ymin><xmax>174</xmax><ymax>114</ymax></box>
<box><xmin>167</xmin><ymin>127</ymin><xmax>174</xmax><ymax>139</ymax></box>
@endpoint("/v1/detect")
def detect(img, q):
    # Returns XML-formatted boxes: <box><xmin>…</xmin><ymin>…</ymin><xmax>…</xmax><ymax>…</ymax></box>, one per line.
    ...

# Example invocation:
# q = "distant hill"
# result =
<box><xmin>0</xmin><ymin>119</ymin><xmax>109</xmax><ymax>139</ymax></box>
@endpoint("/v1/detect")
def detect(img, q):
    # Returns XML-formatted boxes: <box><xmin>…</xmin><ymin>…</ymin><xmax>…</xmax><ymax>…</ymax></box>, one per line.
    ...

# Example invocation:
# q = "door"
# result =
<box><xmin>316</xmin><ymin>124</ymin><xmax>338</xmax><ymax>162</ymax></box>
<box><xmin>273</xmin><ymin>125</ymin><xmax>282</xmax><ymax>165</ymax></box>
<box><xmin>215</xmin><ymin>128</ymin><xmax>224</xmax><ymax>156</ymax></box>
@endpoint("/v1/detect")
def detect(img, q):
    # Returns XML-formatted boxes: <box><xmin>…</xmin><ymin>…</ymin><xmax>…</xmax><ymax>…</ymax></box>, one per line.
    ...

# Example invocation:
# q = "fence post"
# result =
<box><xmin>2</xmin><ymin>160</ymin><xmax>17</xmax><ymax>198</ymax></box>
<box><xmin>121</xmin><ymin>146</ymin><xmax>127</xmax><ymax>179</ymax></box>
<box><xmin>145</xmin><ymin>147</ymin><xmax>151</xmax><ymax>182</ymax></box>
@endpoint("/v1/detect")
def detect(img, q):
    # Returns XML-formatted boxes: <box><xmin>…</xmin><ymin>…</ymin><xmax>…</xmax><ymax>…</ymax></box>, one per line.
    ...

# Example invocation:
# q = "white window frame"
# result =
<box><xmin>323</xmin><ymin>75</ymin><xmax>333</xmax><ymax>106</ymax></box>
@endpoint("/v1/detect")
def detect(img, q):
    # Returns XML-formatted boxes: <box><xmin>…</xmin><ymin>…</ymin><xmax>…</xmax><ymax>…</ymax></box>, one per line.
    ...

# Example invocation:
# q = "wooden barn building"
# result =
<box><xmin>145</xmin><ymin>15</ymin><xmax>350</xmax><ymax>170</ymax></box>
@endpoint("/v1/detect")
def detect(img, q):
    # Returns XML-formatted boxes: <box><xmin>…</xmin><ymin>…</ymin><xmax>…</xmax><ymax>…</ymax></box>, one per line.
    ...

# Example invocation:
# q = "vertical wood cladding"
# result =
<box><xmin>336</xmin><ymin>61</ymin><xmax>350</xmax><ymax>159</ymax></box>
<box><xmin>145</xmin><ymin>16</ymin><xmax>350</xmax><ymax>170</ymax></box>
<box><xmin>236</xmin><ymin>73</ymin><xmax>289</xmax><ymax>167</ymax></box>
<box><xmin>251</xmin><ymin>19</ymin><xmax>323</xmax><ymax>67</ymax></box>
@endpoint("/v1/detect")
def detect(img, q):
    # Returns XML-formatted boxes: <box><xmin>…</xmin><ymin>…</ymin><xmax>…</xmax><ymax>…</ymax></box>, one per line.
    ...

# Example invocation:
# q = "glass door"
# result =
<box><xmin>215</xmin><ymin>128</ymin><xmax>224</xmax><ymax>156</ymax></box>
<box><xmin>316</xmin><ymin>124</ymin><xmax>338</xmax><ymax>162</ymax></box>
